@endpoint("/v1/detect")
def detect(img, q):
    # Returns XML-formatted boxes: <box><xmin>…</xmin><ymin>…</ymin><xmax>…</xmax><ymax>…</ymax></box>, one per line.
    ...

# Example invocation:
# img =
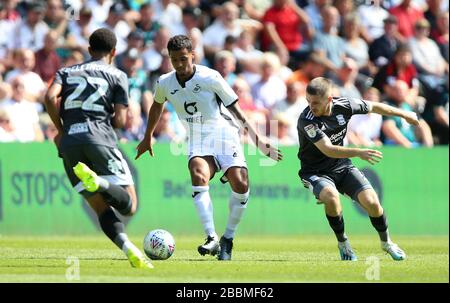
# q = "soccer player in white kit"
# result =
<box><xmin>136</xmin><ymin>35</ymin><xmax>282</xmax><ymax>260</ymax></box>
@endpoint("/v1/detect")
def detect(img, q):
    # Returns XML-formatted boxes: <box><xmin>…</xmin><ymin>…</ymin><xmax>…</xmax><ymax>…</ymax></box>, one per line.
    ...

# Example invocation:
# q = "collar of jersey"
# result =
<box><xmin>175</xmin><ymin>65</ymin><xmax>197</xmax><ymax>88</ymax></box>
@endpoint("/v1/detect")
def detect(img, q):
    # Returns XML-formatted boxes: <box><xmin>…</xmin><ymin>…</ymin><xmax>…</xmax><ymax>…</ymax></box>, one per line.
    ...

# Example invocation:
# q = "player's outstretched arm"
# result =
<box><xmin>227</xmin><ymin>102</ymin><xmax>283</xmax><ymax>161</ymax></box>
<box><xmin>44</xmin><ymin>82</ymin><xmax>63</xmax><ymax>147</ymax></box>
<box><xmin>369</xmin><ymin>101</ymin><xmax>419</xmax><ymax>126</ymax></box>
<box><xmin>135</xmin><ymin>101</ymin><xmax>165</xmax><ymax>159</ymax></box>
<box><xmin>314</xmin><ymin>136</ymin><xmax>383</xmax><ymax>165</ymax></box>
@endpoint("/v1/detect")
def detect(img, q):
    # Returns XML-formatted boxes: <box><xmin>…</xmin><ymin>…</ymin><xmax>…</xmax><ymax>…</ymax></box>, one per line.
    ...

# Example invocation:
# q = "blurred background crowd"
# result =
<box><xmin>0</xmin><ymin>0</ymin><xmax>448</xmax><ymax>148</ymax></box>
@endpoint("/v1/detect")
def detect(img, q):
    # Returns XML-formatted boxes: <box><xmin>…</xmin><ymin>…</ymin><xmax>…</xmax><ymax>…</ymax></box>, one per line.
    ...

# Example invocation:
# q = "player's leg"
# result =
<box><xmin>301</xmin><ymin>175</ymin><xmax>357</xmax><ymax>261</ymax></box>
<box><xmin>61</xmin><ymin>147</ymin><xmax>151</xmax><ymax>268</ymax></box>
<box><xmin>189</xmin><ymin>156</ymin><xmax>220</xmax><ymax>256</ymax></box>
<box><xmin>357</xmin><ymin>189</ymin><xmax>406</xmax><ymax>260</ymax></box>
<box><xmin>85</xmin><ymin>193</ymin><xmax>152</xmax><ymax>268</ymax></box>
<box><xmin>219</xmin><ymin>166</ymin><xmax>249</xmax><ymax>261</ymax></box>
<box><xmin>342</xmin><ymin>167</ymin><xmax>406</xmax><ymax>260</ymax></box>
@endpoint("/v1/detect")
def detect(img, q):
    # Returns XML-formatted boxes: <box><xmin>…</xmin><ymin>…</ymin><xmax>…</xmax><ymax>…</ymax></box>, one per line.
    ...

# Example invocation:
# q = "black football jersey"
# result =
<box><xmin>297</xmin><ymin>97</ymin><xmax>371</xmax><ymax>174</ymax></box>
<box><xmin>54</xmin><ymin>59</ymin><xmax>129</xmax><ymax>151</ymax></box>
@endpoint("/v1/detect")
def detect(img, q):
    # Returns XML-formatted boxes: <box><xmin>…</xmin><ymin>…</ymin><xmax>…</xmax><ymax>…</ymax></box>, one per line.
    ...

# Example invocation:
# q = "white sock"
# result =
<box><xmin>192</xmin><ymin>186</ymin><xmax>217</xmax><ymax>238</ymax></box>
<box><xmin>224</xmin><ymin>190</ymin><xmax>249</xmax><ymax>239</ymax></box>
<box><xmin>116</xmin><ymin>233</ymin><xmax>141</xmax><ymax>256</ymax></box>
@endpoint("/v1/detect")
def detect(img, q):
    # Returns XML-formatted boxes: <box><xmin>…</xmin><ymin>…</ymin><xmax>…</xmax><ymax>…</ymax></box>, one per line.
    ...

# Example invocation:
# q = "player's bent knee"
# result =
<box><xmin>319</xmin><ymin>187</ymin><xmax>340</xmax><ymax>205</ymax></box>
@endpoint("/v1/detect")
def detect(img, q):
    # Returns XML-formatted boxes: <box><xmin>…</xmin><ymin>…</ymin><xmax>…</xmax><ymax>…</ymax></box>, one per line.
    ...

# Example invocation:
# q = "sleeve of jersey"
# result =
<box><xmin>153</xmin><ymin>79</ymin><xmax>167</xmax><ymax>104</ymax></box>
<box><xmin>52</xmin><ymin>70</ymin><xmax>63</xmax><ymax>85</ymax></box>
<box><xmin>211</xmin><ymin>71</ymin><xmax>238</xmax><ymax>107</ymax></box>
<box><xmin>113</xmin><ymin>73</ymin><xmax>129</xmax><ymax>106</ymax></box>
<box><xmin>298</xmin><ymin>120</ymin><xmax>325</xmax><ymax>143</ymax></box>
<box><xmin>348</xmin><ymin>98</ymin><xmax>371</xmax><ymax>115</ymax></box>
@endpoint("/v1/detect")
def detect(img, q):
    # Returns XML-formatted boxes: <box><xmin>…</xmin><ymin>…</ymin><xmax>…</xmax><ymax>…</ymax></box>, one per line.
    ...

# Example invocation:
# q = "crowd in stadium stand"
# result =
<box><xmin>0</xmin><ymin>0</ymin><xmax>448</xmax><ymax>147</ymax></box>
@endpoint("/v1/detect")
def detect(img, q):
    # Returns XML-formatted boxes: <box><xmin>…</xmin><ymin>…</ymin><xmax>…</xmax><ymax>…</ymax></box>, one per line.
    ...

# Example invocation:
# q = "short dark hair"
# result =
<box><xmin>167</xmin><ymin>35</ymin><xmax>193</xmax><ymax>53</ymax></box>
<box><xmin>306</xmin><ymin>77</ymin><xmax>333</xmax><ymax>97</ymax></box>
<box><xmin>89</xmin><ymin>28</ymin><xmax>117</xmax><ymax>53</ymax></box>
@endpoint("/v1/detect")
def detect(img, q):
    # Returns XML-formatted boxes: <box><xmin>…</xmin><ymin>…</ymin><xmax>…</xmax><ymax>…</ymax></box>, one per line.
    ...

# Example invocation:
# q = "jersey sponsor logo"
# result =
<box><xmin>336</xmin><ymin>114</ymin><xmax>346</xmax><ymax>126</ymax></box>
<box><xmin>329</xmin><ymin>128</ymin><xmax>347</xmax><ymax>143</ymax></box>
<box><xmin>68</xmin><ymin>122</ymin><xmax>88</xmax><ymax>135</ymax></box>
<box><xmin>304</xmin><ymin>124</ymin><xmax>317</xmax><ymax>138</ymax></box>
<box><xmin>170</xmin><ymin>89</ymin><xmax>179</xmax><ymax>95</ymax></box>
<box><xmin>107</xmin><ymin>159</ymin><xmax>123</xmax><ymax>175</ymax></box>
<box><xmin>193</xmin><ymin>84</ymin><xmax>201</xmax><ymax>93</ymax></box>
<box><xmin>184</xmin><ymin>101</ymin><xmax>198</xmax><ymax>115</ymax></box>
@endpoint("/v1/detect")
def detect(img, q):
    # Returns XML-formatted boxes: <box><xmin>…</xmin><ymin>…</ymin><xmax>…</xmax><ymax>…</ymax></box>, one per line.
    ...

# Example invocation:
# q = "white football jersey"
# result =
<box><xmin>153</xmin><ymin>65</ymin><xmax>239</xmax><ymax>138</ymax></box>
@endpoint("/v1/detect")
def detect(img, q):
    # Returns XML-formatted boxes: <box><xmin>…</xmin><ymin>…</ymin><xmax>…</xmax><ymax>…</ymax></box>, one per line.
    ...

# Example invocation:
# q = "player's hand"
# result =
<box><xmin>358</xmin><ymin>149</ymin><xmax>383</xmax><ymax>165</ymax></box>
<box><xmin>258</xmin><ymin>141</ymin><xmax>283</xmax><ymax>161</ymax></box>
<box><xmin>404</xmin><ymin>111</ymin><xmax>419</xmax><ymax>126</ymax></box>
<box><xmin>135</xmin><ymin>136</ymin><xmax>154</xmax><ymax>160</ymax></box>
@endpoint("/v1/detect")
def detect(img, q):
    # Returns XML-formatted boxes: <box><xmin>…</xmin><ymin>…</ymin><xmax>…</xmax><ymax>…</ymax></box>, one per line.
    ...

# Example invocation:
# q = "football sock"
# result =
<box><xmin>369</xmin><ymin>213</ymin><xmax>391</xmax><ymax>243</ymax></box>
<box><xmin>326</xmin><ymin>214</ymin><xmax>348</xmax><ymax>242</ymax></box>
<box><xmin>96</xmin><ymin>178</ymin><xmax>132</xmax><ymax>216</ymax></box>
<box><xmin>192</xmin><ymin>186</ymin><xmax>217</xmax><ymax>238</ymax></box>
<box><xmin>98</xmin><ymin>208</ymin><xmax>135</xmax><ymax>254</ymax></box>
<box><xmin>224</xmin><ymin>190</ymin><xmax>249</xmax><ymax>239</ymax></box>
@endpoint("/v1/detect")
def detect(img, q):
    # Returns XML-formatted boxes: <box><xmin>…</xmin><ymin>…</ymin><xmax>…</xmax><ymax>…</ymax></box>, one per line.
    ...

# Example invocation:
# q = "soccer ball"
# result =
<box><xmin>143</xmin><ymin>229</ymin><xmax>175</xmax><ymax>260</ymax></box>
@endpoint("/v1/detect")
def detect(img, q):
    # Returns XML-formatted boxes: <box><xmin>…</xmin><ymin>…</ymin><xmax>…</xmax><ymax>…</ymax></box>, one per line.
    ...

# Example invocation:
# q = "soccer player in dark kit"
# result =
<box><xmin>297</xmin><ymin>77</ymin><xmax>419</xmax><ymax>261</ymax></box>
<box><xmin>44</xmin><ymin>28</ymin><xmax>152</xmax><ymax>268</ymax></box>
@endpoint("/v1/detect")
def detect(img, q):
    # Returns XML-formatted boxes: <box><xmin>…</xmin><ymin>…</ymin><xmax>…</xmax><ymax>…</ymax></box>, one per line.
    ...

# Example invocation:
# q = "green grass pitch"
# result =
<box><xmin>0</xmin><ymin>235</ymin><xmax>447</xmax><ymax>283</ymax></box>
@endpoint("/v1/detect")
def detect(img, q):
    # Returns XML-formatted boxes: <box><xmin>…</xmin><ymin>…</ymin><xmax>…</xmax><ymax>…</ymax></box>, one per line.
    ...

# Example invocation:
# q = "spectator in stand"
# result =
<box><xmin>251</xmin><ymin>52</ymin><xmax>287</xmax><ymax>110</ymax></box>
<box><xmin>85</xmin><ymin>0</ymin><xmax>113</xmax><ymax>25</ymax></box>
<box><xmin>119</xmin><ymin>48</ymin><xmax>153</xmax><ymax>117</ymax></box>
<box><xmin>389</xmin><ymin>0</ymin><xmax>424</xmax><ymax>42</ymax></box>
<box><xmin>332</xmin><ymin>57</ymin><xmax>363</xmax><ymax>99</ymax></box>
<box><xmin>5</xmin><ymin>48</ymin><xmax>47</xmax><ymax>105</ymax></box>
<box><xmin>66</xmin><ymin>6</ymin><xmax>97</xmax><ymax>52</ymax></box>
<box><xmin>304</xmin><ymin>0</ymin><xmax>330</xmax><ymax>32</ymax></box>
<box><xmin>381</xmin><ymin>79</ymin><xmax>433</xmax><ymax>148</ymax></box>
<box><xmin>39</xmin><ymin>112</ymin><xmax>58</xmax><ymax>141</ymax></box>
<box><xmin>99</xmin><ymin>2</ymin><xmax>131</xmax><ymax>54</ymax></box>
<box><xmin>135</xmin><ymin>3</ymin><xmax>161</xmax><ymax>47</ymax></box>
<box><xmin>115</xmin><ymin>30</ymin><xmax>145</xmax><ymax>70</ymax></box>
<box><xmin>269</xmin><ymin>112</ymin><xmax>296</xmax><ymax>146</ymax></box>
<box><xmin>44</xmin><ymin>0</ymin><xmax>68</xmax><ymax>38</ymax></box>
<box><xmin>34</xmin><ymin>30</ymin><xmax>61</xmax><ymax>85</ymax></box>
<box><xmin>271</xmin><ymin>81</ymin><xmax>307</xmax><ymax>144</ymax></box>
<box><xmin>433</xmin><ymin>11</ymin><xmax>448</xmax><ymax>62</ymax></box>
<box><xmin>288</xmin><ymin>52</ymin><xmax>327</xmax><ymax>86</ymax></box>
<box><xmin>342</xmin><ymin>13</ymin><xmax>375</xmax><ymax>77</ymax></box>
<box><xmin>0</xmin><ymin>2</ymin><xmax>15</xmax><ymax>71</ymax></box>
<box><xmin>0</xmin><ymin>108</ymin><xmax>16</xmax><ymax>142</ymax></box>
<box><xmin>357</xmin><ymin>0</ymin><xmax>389</xmax><ymax>41</ymax></box>
<box><xmin>408</xmin><ymin>19</ymin><xmax>449</xmax><ymax>144</ymax></box>
<box><xmin>214</xmin><ymin>50</ymin><xmax>238</xmax><ymax>87</ymax></box>
<box><xmin>171</xmin><ymin>6</ymin><xmax>204</xmax><ymax>64</ymax></box>
<box><xmin>13</xmin><ymin>2</ymin><xmax>49</xmax><ymax>51</ymax></box>
<box><xmin>312</xmin><ymin>5</ymin><xmax>346</xmax><ymax>73</ymax></box>
<box><xmin>373</xmin><ymin>44</ymin><xmax>421</xmax><ymax>110</ymax></box>
<box><xmin>368</xmin><ymin>15</ymin><xmax>402</xmax><ymax>68</ymax></box>
<box><xmin>202</xmin><ymin>2</ymin><xmax>246</xmax><ymax>64</ymax></box>
<box><xmin>424</xmin><ymin>0</ymin><xmax>443</xmax><ymax>33</ymax></box>
<box><xmin>117</xmin><ymin>101</ymin><xmax>146</xmax><ymax>143</ymax></box>
<box><xmin>152</xmin><ymin>0</ymin><xmax>182</xmax><ymax>33</ymax></box>
<box><xmin>147</xmin><ymin>48</ymin><xmax>173</xmax><ymax>92</ymax></box>
<box><xmin>333</xmin><ymin>0</ymin><xmax>355</xmax><ymax>37</ymax></box>
<box><xmin>153</xmin><ymin>108</ymin><xmax>181</xmax><ymax>143</ymax></box>
<box><xmin>0</xmin><ymin>76</ymin><xmax>44</xmax><ymax>142</ymax></box>
<box><xmin>233</xmin><ymin>29</ymin><xmax>264</xmax><ymax>68</ymax></box>
<box><xmin>63</xmin><ymin>49</ymin><xmax>84</xmax><ymax>67</ymax></box>
<box><xmin>346</xmin><ymin>87</ymin><xmax>383</xmax><ymax>147</ymax></box>
<box><xmin>142</xmin><ymin>27</ymin><xmax>171</xmax><ymax>73</ymax></box>
<box><xmin>261</xmin><ymin>0</ymin><xmax>313</xmax><ymax>68</ymax></box>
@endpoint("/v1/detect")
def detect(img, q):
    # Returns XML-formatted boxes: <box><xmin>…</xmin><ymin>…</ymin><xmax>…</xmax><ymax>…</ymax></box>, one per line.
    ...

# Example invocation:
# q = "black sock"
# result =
<box><xmin>97</xmin><ymin>180</ymin><xmax>132</xmax><ymax>216</ymax></box>
<box><xmin>326</xmin><ymin>214</ymin><xmax>348</xmax><ymax>242</ymax></box>
<box><xmin>98</xmin><ymin>208</ymin><xmax>129</xmax><ymax>250</ymax></box>
<box><xmin>369</xmin><ymin>213</ymin><xmax>390</xmax><ymax>242</ymax></box>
